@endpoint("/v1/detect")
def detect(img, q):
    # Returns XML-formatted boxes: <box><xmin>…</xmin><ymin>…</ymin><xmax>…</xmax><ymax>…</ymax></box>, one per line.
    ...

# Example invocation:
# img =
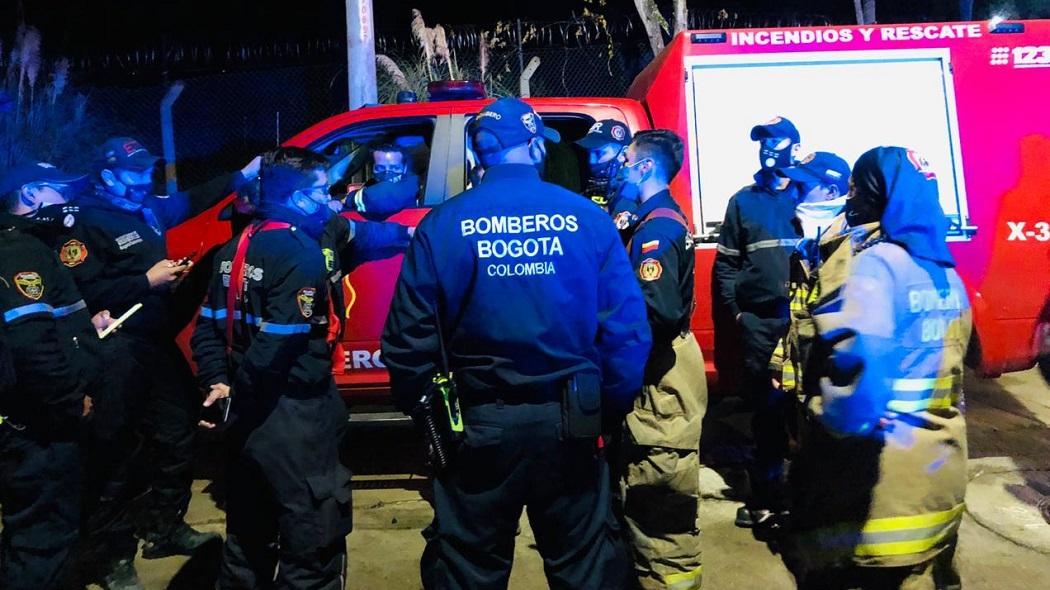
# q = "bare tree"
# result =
<box><xmin>633</xmin><ymin>0</ymin><xmax>689</xmax><ymax>56</ymax></box>
<box><xmin>854</xmin><ymin>0</ymin><xmax>877</xmax><ymax>24</ymax></box>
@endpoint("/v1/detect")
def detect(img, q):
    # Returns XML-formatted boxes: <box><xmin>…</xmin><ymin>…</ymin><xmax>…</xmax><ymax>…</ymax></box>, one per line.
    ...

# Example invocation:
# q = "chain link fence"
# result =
<box><xmin>47</xmin><ymin>11</ymin><xmax>833</xmax><ymax>185</ymax></box>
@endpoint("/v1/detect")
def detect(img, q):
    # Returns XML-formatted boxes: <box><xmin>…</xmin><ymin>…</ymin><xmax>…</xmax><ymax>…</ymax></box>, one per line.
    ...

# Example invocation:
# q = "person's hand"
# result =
<box><xmin>82</xmin><ymin>395</ymin><xmax>93</xmax><ymax>418</ymax></box>
<box><xmin>327</xmin><ymin>199</ymin><xmax>344</xmax><ymax>214</ymax></box>
<box><xmin>736</xmin><ymin>313</ymin><xmax>744</xmax><ymax>324</ymax></box>
<box><xmin>199</xmin><ymin>383</ymin><xmax>231</xmax><ymax>430</ymax></box>
<box><xmin>771</xmin><ymin>375</ymin><xmax>782</xmax><ymax>390</ymax></box>
<box><xmin>91</xmin><ymin>310</ymin><xmax>114</xmax><ymax>336</ymax></box>
<box><xmin>407</xmin><ymin>226</ymin><xmax>416</xmax><ymax>238</ymax></box>
<box><xmin>147</xmin><ymin>259</ymin><xmax>190</xmax><ymax>290</ymax></box>
<box><xmin>241</xmin><ymin>156</ymin><xmax>262</xmax><ymax>180</ymax></box>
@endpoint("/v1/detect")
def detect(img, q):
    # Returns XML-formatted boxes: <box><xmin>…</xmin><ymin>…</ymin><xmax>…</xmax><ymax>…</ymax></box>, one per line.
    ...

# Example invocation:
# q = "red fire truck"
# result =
<box><xmin>169</xmin><ymin>19</ymin><xmax>1050</xmax><ymax>400</ymax></box>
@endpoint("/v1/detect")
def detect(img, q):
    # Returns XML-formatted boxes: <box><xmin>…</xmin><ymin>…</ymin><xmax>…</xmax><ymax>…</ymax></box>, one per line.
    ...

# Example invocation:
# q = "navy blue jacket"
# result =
<box><xmin>382</xmin><ymin>164</ymin><xmax>652</xmax><ymax>414</ymax></box>
<box><xmin>191</xmin><ymin>209</ymin><xmax>334</xmax><ymax>405</ymax></box>
<box><xmin>713</xmin><ymin>183</ymin><xmax>800</xmax><ymax>319</ymax></box>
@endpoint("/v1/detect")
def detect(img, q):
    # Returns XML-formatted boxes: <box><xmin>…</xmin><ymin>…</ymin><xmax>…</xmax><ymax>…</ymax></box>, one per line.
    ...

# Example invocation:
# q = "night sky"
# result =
<box><xmin>0</xmin><ymin>0</ymin><xmax>1019</xmax><ymax>58</ymax></box>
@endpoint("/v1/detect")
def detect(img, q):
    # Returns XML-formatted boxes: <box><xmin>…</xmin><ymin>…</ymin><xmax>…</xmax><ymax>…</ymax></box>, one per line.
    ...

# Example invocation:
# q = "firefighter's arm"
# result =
<box><xmin>713</xmin><ymin>196</ymin><xmax>744</xmax><ymax>319</ymax></box>
<box><xmin>347</xmin><ymin>175</ymin><xmax>420</xmax><ymax>221</ymax></box>
<box><xmin>191</xmin><ymin>286</ymin><xmax>230</xmax><ymax>390</ymax></box>
<box><xmin>234</xmin><ymin>251</ymin><xmax>328</xmax><ymax>393</ymax></box>
<box><xmin>630</xmin><ymin>221</ymin><xmax>686</xmax><ymax>346</ymax></box>
<box><xmin>45</xmin><ymin>250</ymin><xmax>101</xmax><ymax>392</ymax></box>
<box><xmin>158</xmin><ymin>158</ymin><xmax>259</xmax><ymax>227</ymax></box>
<box><xmin>66</xmin><ymin>225</ymin><xmax>151</xmax><ymax>313</ymax></box>
<box><xmin>326</xmin><ymin>215</ymin><xmax>411</xmax><ymax>274</ymax></box>
<box><xmin>0</xmin><ymin>292</ymin><xmax>84</xmax><ymax>431</ymax></box>
<box><xmin>596</xmin><ymin>224</ymin><xmax>653</xmax><ymax>416</ymax></box>
<box><xmin>812</xmin><ymin>251</ymin><xmax>896</xmax><ymax>436</ymax></box>
<box><xmin>381</xmin><ymin>227</ymin><xmax>441</xmax><ymax>414</ymax></box>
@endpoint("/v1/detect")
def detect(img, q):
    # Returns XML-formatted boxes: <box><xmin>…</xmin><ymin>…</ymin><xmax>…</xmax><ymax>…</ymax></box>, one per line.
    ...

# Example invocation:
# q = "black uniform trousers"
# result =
<box><xmin>737</xmin><ymin>305</ymin><xmax>790</xmax><ymax>512</ymax></box>
<box><xmin>81</xmin><ymin>332</ymin><xmax>199</xmax><ymax>563</ymax></box>
<box><xmin>422</xmin><ymin>400</ymin><xmax>629</xmax><ymax>590</ymax></box>
<box><xmin>220</xmin><ymin>383</ymin><xmax>352</xmax><ymax>590</ymax></box>
<box><xmin>0</xmin><ymin>427</ymin><xmax>81</xmax><ymax>590</ymax></box>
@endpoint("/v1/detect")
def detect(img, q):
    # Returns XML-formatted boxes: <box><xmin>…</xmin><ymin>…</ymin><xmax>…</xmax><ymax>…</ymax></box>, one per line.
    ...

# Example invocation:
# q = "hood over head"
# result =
<box><xmin>850</xmin><ymin>146</ymin><xmax>955</xmax><ymax>268</ymax></box>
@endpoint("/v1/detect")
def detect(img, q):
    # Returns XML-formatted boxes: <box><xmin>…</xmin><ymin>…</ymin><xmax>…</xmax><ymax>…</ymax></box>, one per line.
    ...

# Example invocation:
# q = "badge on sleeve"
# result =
<box><xmin>297</xmin><ymin>287</ymin><xmax>317</xmax><ymax>318</ymax></box>
<box><xmin>59</xmin><ymin>239</ymin><xmax>89</xmax><ymax>267</ymax></box>
<box><xmin>614</xmin><ymin>211</ymin><xmax>637</xmax><ymax>231</ymax></box>
<box><xmin>638</xmin><ymin>258</ymin><xmax>663</xmax><ymax>282</ymax></box>
<box><xmin>641</xmin><ymin>240</ymin><xmax>660</xmax><ymax>254</ymax></box>
<box><xmin>14</xmin><ymin>272</ymin><xmax>44</xmax><ymax>300</ymax></box>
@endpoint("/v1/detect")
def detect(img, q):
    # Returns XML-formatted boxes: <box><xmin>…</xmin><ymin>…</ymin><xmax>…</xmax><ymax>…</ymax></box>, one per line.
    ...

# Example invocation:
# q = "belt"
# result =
<box><xmin>460</xmin><ymin>381</ymin><xmax>564</xmax><ymax>407</ymax></box>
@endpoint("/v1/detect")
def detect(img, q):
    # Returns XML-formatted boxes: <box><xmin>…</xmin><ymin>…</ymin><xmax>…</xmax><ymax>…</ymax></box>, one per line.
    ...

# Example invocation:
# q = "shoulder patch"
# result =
<box><xmin>641</xmin><ymin>239</ymin><xmax>660</xmax><ymax>254</ymax></box>
<box><xmin>321</xmin><ymin>248</ymin><xmax>336</xmax><ymax>273</ymax></box>
<box><xmin>14</xmin><ymin>271</ymin><xmax>44</xmax><ymax>300</ymax></box>
<box><xmin>297</xmin><ymin>287</ymin><xmax>317</xmax><ymax>319</ymax></box>
<box><xmin>60</xmin><ymin>239</ymin><xmax>89</xmax><ymax>267</ymax></box>
<box><xmin>638</xmin><ymin>258</ymin><xmax>663</xmax><ymax>282</ymax></box>
<box><xmin>614</xmin><ymin>210</ymin><xmax>637</xmax><ymax>231</ymax></box>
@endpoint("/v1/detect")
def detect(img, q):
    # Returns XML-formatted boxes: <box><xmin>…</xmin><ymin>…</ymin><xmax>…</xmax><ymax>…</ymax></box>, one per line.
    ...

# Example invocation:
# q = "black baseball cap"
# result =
<box><xmin>575</xmin><ymin>119</ymin><xmax>632</xmax><ymax>150</ymax></box>
<box><xmin>0</xmin><ymin>161</ymin><xmax>86</xmax><ymax>195</ymax></box>
<box><xmin>468</xmin><ymin>98</ymin><xmax>561</xmax><ymax>153</ymax></box>
<box><xmin>779</xmin><ymin>151</ymin><xmax>851</xmax><ymax>194</ymax></box>
<box><xmin>750</xmin><ymin>116</ymin><xmax>801</xmax><ymax>144</ymax></box>
<box><xmin>96</xmin><ymin>137</ymin><xmax>161</xmax><ymax>171</ymax></box>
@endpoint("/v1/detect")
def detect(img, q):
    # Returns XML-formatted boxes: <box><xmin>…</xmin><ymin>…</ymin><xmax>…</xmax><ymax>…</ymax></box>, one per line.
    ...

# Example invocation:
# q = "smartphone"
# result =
<box><xmin>174</xmin><ymin>251</ymin><xmax>197</xmax><ymax>267</ymax></box>
<box><xmin>201</xmin><ymin>396</ymin><xmax>232</xmax><ymax>427</ymax></box>
<box><xmin>98</xmin><ymin>303</ymin><xmax>143</xmax><ymax>339</ymax></box>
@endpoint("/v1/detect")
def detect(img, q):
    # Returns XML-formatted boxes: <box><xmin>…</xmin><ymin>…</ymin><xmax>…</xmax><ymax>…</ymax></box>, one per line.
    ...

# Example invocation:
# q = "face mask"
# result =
<box><xmin>374</xmin><ymin>169</ymin><xmax>404</xmax><ymax>184</ymax></box>
<box><xmin>796</xmin><ymin>196</ymin><xmax>847</xmax><ymax>239</ymax></box>
<box><xmin>759</xmin><ymin>137</ymin><xmax>795</xmax><ymax>171</ymax></box>
<box><xmin>124</xmin><ymin>183</ymin><xmax>152</xmax><ymax>203</ymax></box>
<box><xmin>623</xmin><ymin>158</ymin><xmax>653</xmax><ymax>187</ymax></box>
<box><xmin>844</xmin><ymin>195</ymin><xmax>883</xmax><ymax>227</ymax></box>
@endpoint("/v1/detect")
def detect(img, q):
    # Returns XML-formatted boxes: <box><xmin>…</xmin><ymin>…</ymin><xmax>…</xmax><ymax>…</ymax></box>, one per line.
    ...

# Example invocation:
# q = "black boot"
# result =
<box><xmin>100</xmin><ymin>558</ymin><xmax>145</xmax><ymax>590</ymax></box>
<box><xmin>141</xmin><ymin>520</ymin><xmax>221</xmax><ymax>559</ymax></box>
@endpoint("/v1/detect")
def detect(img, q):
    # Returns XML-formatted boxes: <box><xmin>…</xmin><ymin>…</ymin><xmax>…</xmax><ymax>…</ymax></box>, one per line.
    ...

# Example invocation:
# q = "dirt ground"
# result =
<box><xmin>114</xmin><ymin>368</ymin><xmax>1050</xmax><ymax>589</ymax></box>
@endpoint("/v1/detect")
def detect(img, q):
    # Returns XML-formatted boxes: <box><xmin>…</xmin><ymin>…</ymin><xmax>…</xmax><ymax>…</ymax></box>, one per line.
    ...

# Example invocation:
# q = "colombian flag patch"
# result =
<box><xmin>641</xmin><ymin>240</ymin><xmax>660</xmax><ymax>254</ymax></box>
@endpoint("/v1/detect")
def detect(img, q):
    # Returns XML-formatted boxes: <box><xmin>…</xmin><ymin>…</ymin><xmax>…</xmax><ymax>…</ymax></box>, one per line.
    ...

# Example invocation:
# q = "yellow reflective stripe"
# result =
<box><xmin>861</xmin><ymin>504</ymin><xmax>964</xmax><ymax>534</ymax></box>
<box><xmin>892</xmin><ymin>376</ymin><xmax>953</xmax><ymax>392</ymax></box>
<box><xmin>664</xmin><ymin>565</ymin><xmax>703</xmax><ymax>589</ymax></box>
<box><xmin>853</xmin><ymin>504</ymin><xmax>964</xmax><ymax>557</ymax></box>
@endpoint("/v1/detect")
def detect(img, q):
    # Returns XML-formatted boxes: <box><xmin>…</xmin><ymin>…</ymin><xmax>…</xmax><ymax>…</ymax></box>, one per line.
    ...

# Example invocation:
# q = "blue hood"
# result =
<box><xmin>852</xmin><ymin>146</ymin><xmax>955</xmax><ymax>268</ymax></box>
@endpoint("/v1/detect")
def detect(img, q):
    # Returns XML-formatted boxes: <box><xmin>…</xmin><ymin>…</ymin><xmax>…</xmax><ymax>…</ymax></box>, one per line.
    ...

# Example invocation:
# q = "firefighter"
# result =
<box><xmin>0</xmin><ymin>206</ymin><xmax>99</xmax><ymax>590</ymax></box>
<box><xmin>713</xmin><ymin>116</ymin><xmax>802</xmax><ymax>529</ymax></box>
<box><xmin>781</xmin><ymin>146</ymin><xmax>970</xmax><ymax>589</ymax></box>
<box><xmin>192</xmin><ymin>147</ymin><xmax>352</xmax><ymax>589</ymax></box>
<box><xmin>575</xmin><ymin>118</ymin><xmax>635</xmax><ymax>213</ymax></box>
<box><xmin>779</xmin><ymin>152</ymin><xmax>851</xmax><ymax>241</ymax></box>
<box><xmin>616</xmin><ymin>130</ymin><xmax>707</xmax><ymax>589</ymax></box>
<box><xmin>56</xmin><ymin>137</ymin><xmax>259</xmax><ymax>583</ymax></box>
<box><xmin>341</xmin><ymin>142</ymin><xmax>421</xmax><ymax>220</ymax></box>
<box><xmin>382</xmin><ymin>97</ymin><xmax>652</xmax><ymax>589</ymax></box>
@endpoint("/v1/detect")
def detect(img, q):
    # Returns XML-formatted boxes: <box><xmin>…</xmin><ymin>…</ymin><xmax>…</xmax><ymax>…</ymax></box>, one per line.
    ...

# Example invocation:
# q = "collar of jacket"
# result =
<box><xmin>479</xmin><ymin>163</ymin><xmax>540</xmax><ymax>184</ymax></box>
<box><xmin>632</xmin><ymin>189</ymin><xmax>677</xmax><ymax>222</ymax></box>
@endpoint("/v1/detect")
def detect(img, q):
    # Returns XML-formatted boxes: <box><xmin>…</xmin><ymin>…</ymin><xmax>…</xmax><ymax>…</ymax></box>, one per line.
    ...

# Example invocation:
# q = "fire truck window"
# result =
<box><xmin>463</xmin><ymin>114</ymin><xmax>591</xmax><ymax>194</ymax></box>
<box><xmin>313</xmin><ymin>117</ymin><xmax>435</xmax><ymax>205</ymax></box>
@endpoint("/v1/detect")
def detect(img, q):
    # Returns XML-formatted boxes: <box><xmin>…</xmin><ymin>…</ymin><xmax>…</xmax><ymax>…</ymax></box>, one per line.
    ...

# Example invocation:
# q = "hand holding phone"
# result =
<box><xmin>98</xmin><ymin>303</ymin><xmax>143</xmax><ymax>339</ymax></box>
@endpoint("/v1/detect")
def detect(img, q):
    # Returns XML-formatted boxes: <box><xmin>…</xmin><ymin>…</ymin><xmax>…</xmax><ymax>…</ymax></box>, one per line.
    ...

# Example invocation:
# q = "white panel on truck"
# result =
<box><xmin>684</xmin><ymin>49</ymin><xmax>971</xmax><ymax>242</ymax></box>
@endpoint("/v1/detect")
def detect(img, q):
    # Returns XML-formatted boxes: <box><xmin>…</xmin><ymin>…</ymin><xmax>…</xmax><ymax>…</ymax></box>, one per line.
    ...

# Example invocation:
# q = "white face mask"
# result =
<box><xmin>796</xmin><ymin>196</ymin><xmax>847</xmax><ymax>239</ymax></box>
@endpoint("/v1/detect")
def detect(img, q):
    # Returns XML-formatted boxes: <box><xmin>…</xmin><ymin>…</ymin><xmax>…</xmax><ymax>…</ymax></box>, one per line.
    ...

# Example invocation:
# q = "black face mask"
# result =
<box><xmin>844</xmin><ymin>196</ymin><xmax>883</xmax><ymax>226</ymax></box>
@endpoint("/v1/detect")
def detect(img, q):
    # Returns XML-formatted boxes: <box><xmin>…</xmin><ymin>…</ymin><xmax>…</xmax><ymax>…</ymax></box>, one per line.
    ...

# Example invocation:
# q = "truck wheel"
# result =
<box><xmin>1039</xmin><ymin>356</ymin><xmax>1050</xmax><ymax>386</ymax></box>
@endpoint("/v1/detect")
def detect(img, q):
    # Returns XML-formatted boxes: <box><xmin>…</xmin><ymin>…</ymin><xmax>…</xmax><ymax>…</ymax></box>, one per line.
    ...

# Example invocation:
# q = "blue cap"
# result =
<box><xmin>780</xmin><ymin>151</ymin><xmax>851</xmax><ymax>194</ymax></box>
<box><xmin>0</xmin><ymin>161</ymin><xmax>86</xmax><ymax>196</ymax></box>
<box><xmin>576</xmin><ymin>119</ymin><xmax>632</xmax><ymax>150</ymax></box>
<box><xmin>750</xmin><ymin>116</ymin><xmax>800</xmax><ymax>144</ymax></box>
<box><xmin>468</xmin><ymin>98</ymin><xmax>561</xmax><ymax>153</ymax></box>
<box><xmin>96</xmin><ymin>137</ymin><xmax>160</xmax><ymax>172</ymax></box>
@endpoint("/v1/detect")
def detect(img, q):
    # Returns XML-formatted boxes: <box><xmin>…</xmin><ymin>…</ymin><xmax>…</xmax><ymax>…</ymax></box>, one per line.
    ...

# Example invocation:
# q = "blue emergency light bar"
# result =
<box><xmin>427</xmin><ymin>81</ymin><xmax>487</xmax><ymax>102</ymax></box>
<box><xmin>990</xmin><ymin>22</ymin><xmax>1025</xmax><ymax>34</ymax></box>
<box><xmin>691</xmin><ymin>32</ymin><xmax>728</xmax><ymax>44</ymax></box>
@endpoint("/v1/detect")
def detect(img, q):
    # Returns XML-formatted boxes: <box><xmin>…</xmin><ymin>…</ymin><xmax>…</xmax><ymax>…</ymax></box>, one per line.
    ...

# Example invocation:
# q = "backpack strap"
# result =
<box><xmin>627</xmin><ymin>207</ymin><xmax>691</xmax><ymax>251</ymax></box>
<box><xmin>225</xmin><ymin>220</ymin><xmax>291</xmax><ymax>354</ymax></box>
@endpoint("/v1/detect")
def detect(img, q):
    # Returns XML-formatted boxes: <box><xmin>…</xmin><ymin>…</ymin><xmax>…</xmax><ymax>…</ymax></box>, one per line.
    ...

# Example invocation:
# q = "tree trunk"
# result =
<box><xmin>674</xmin><ymin>0</ymin><xmax>688</xmax><ymax>35</ymax></box>
<box><xmin>853</xmin><ymin>0</ymin><xmax>876</xmax><ymax>24</ymax></box>
<box><xmin>633</xmin><ymin>0</ymin><xmax>666</xmax><ymax>56</ymax></box>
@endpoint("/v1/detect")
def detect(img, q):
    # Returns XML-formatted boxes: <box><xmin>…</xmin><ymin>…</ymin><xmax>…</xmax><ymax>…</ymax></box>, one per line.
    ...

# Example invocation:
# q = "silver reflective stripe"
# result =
<box><xmin>53</xmin><ymin>299</ymin><xmax>87</xmax><ymax>317</ymax></box>
<box><xmin>745</xmin><ymin>238</ymin><xmax>799</xmax><ymax>253</ymax></box>
<box><xmin>716</xmin><ymin>244</ymin><xmax>740</xmax><ymax>257</ymax></box>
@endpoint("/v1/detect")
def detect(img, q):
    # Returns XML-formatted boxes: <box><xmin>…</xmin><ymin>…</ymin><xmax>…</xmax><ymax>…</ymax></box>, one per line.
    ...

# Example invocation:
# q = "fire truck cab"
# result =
<box><xmin>169</xmin><ymin>19</ymin><xmax>1050</xmax><ymax>400</ymax></box>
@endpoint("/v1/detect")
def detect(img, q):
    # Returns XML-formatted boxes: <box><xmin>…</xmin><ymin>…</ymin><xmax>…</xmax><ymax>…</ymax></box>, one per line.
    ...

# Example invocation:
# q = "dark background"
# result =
<box><xmin>0</xmin><ymin>1</ymin><xmax>1011</xmax><ymax>59</ymax></box>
